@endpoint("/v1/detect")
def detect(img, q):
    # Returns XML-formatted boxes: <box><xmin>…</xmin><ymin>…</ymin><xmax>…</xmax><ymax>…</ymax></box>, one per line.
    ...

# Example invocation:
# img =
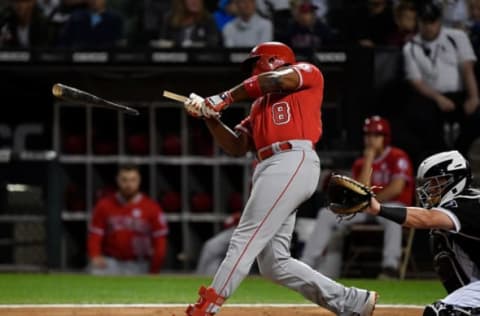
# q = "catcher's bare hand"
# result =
<box><xmin>364</xmin><ymin>196</ymin><xmax>381</xmax><ymax>215</ymax></box>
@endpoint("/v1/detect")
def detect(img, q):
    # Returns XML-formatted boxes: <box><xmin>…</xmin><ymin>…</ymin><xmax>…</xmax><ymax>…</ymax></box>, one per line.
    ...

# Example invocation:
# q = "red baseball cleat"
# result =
<box><xmin>186</xmin><ymin>286</ymin><xmax>225</xmax><ymax>316</ymax></box>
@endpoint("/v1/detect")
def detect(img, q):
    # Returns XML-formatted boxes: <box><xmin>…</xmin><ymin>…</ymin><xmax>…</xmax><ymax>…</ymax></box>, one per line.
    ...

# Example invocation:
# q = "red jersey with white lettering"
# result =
<box><xmin>88</xmin><ymin>192</ymin><xmax>168</xmax><ymax>272</ymax></box>
<box><xmin>352</xmin><ymin>146</ymin><xmax>414</xmax><ymax>205</ymax></box>
<box><xmin>235</xmin><ymin>62</ymin><xmax>324</xmax><ymax>149</ymax></box>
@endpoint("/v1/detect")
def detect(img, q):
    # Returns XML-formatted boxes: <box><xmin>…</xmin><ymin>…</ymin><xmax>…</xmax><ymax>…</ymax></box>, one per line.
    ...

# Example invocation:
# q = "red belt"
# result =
<box><xmin>257</xmin><ymin>142</ymin><xmax>293</xmax><ymax>161</ymax></box>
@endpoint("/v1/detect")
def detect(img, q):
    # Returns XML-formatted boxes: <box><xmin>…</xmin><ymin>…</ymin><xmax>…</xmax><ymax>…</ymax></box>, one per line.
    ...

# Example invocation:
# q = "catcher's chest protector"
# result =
<box><xmin>423</xmin><ymin>301</ymin><xmax>480</xmax><ymax>316</ymax></box>
<box><xmin>430</xmin><ymin>230</ymin><xmax>470</xmax><ymax>294</ymax></box>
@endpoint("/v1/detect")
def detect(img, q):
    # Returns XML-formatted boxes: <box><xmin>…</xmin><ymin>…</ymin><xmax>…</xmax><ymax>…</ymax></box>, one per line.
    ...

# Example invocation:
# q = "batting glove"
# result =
<box><xmin>204</xmin><ymin>91</ymin><xmax>233</xmax><ymax>114</ymax></box>
<box><xmin>184</xmin><ymin>93</ymin><xmax>205</xmax><ymax>118</ymax></box>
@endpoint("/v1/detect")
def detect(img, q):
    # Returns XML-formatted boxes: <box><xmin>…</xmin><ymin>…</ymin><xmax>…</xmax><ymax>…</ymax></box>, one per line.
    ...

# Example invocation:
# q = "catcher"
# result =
<box><xmin>328</xmin><ymin>150</ymin><xmax>480</xmax><ymax>315</ymax></box>
<box><xmin>301</xmin><ymin>116</ymin><xmax>414</xmax><ymax>279</ymax></box>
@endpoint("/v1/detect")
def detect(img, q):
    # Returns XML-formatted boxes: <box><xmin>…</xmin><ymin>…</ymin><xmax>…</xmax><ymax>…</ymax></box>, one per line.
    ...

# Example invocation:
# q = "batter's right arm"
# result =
<box><xmin>200</xmin><ymin>66</ymin><xmax>301</xmax><ymax>115</ymax></box>
<box><xmin>204</xmin><ymin>118</ymin><xmax>253</xmax><ymax>157</ymax></box>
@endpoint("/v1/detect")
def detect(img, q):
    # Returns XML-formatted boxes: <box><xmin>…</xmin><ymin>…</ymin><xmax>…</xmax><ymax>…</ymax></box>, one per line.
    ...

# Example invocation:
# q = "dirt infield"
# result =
<box><xmin>0</xmin><ymin>306</ymin><xmax>424</xmax><ymax>316</ymax></box>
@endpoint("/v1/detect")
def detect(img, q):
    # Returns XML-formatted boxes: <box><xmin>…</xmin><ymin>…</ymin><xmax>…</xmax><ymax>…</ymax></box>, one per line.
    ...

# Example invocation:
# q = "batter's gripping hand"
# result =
<box><xmin>184</xmin><ymin>93</ymin><xmax>205</xmax><ymax>118</ymax></box>
<box><xmin>326</xmin><ymin>174</ymin><xmax>375</xmax><ymax>218</ymax></box>
<box><xmin>204</xmin><ymin>91</ymin><xmax>233</xmax><ymax>114</ymax></box>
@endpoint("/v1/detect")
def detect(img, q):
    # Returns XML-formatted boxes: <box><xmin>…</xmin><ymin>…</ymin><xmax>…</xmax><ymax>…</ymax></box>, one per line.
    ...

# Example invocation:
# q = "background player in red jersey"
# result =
<box><xmin>87</xmin><ymin>164</ymin><xmax>169</xmax><ymax>275</ymax></box>
<box><xmin>183</xmin><ymin>42</ymin><xmax>377</xmax><ymax>316</ymax></box>
<box><xmin>301</xmin><ymin>116</ymin><xmax>414</xmax><ymax>279</ymax></box>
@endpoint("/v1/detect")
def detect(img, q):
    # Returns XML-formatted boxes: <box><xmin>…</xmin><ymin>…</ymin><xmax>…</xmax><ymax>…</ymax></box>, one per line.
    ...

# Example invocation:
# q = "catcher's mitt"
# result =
<box><xmin>326</xmin><ymin>174</ymin><xmax>375</xmax><ymax>218</ymax></box>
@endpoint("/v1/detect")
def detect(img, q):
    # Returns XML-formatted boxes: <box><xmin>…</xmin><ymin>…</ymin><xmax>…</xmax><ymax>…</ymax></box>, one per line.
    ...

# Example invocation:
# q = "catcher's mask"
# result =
<box><xmin>363</xmin><ymin>115</ymin><xmax>391</xmax><ymax>146</ymax></box>
<box><xmin>241</xmin><ymin>41</ymin><xmax>296</xmax><ymax>76</ymax></box>
<box><xmin>416</xmin><ymin>151</ymin><xmax>471</xmax><ymax>209</ymax></box>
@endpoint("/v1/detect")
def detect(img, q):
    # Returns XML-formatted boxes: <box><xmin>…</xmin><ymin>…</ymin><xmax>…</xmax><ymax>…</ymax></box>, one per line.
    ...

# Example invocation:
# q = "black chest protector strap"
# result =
<box><xmin>430</xmin><ymin>230</ymin><xmax>471</xmax><ymax>293</ymax></box>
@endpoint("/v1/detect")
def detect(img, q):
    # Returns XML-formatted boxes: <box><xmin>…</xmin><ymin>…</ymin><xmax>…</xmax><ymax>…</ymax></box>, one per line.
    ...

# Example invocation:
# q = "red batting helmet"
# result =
<box><xmin>363</xmin><ymin>115</ymin><xmax>391</xmax><ymax>145</ymax></box>
<box><xmin>242</xmin><ymin>42</ymin><xmax>296</xmax><ymax>76</ymax></box>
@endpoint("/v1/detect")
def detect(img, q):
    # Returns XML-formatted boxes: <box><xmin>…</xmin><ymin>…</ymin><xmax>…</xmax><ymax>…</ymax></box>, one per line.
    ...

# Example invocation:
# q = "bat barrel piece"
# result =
<box><xmin>52</xmin><ymin>83</ymin><xmax>140</xmax><ymax>116</ymax></box>
<box><xmin>163</xmin><ymin>90</ymin><xmax>189</xmax><ymax>103</ymax></box>
<box><xmin>52</xmin><ymin>83</ymin><xmax>64</xmax><ymax>98</ymax></box>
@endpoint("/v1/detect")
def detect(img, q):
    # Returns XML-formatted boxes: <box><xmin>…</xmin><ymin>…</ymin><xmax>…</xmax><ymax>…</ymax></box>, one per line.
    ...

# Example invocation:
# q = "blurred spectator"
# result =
<box><xmin>255</xmin><ymin>0</ymin><xmax>289</xmax><ymax>18</ymax></box>
<box><xmin>37</xmin><ymin>0</ymin><xmax>60</xmax><ymax>17</ymax></box>
<box><xmin>105</xmin><ymin>0</ymin><xmax>135</xmax><ymax>45</ymax></box>
<box><xmin>156</xmin><ymin>0</ymin><xmax>220</xmax><ymax>48</ymax></box>
<box><xmin>45</xmin><ymin>0</ymin><xmax>88</xmax><ymax>43</ymax></box>
<box><xmin>357</xmin><ymin>0</ymin><xmax>396</xmax><ymax>47</ymax></box>
<box><xmin>442</xmin><ymin>0</ymin><xmax>469</xmax><ymax>30</ymax></box>
<box><xmin>255</xmin><ymin>0</ymin><xmax>291</xmax><ymax>41</ymax></box>
<box><xmin>386</xmin><ymin>1</ymin><xmax>417</xmax><ymax>47</ymax></box>
<box><xmin>0</xmin><ymin>0</ymin><xmax>52</xmax><ymax>48</ymax></box>
<box><xmin>57</xmin><ymin>0</ymin><xmax>123</xmax><ymax>48</ymax></box>
<box><xmin>282</xmin><ymin>0</ymin><xmax>334</xmax><ymax>49</ymax></box>
<box><xmin>301</xmin><ymin>116</ymin><xmax>414</xmax><ymax>279</ymax></box>
<box><xmin>469</xmin><ymin>0</ymin><xmax>480</xmax><ymax>57</ymax></box>
<box><xmin>222</xmin><ymin>0</ymin><xmax>272</xmax><ymax>47</ymax></box>
<box><xmin>309</xmin><ymin>0</ymin><xmax>328</xmax><ymax>22</ymax></box>
<box><xmin>105</xmin><ymin>0</ymin><xmax>171</xmax><ymax>47</ymax></box>
<box><xmin>139</xmin><ymin>0</ymin><xmax>172</xmax><ymax>44</ymax></box>
<box><xmin>401</xmin><ymin>1</ymin><xmax>480</xmax><ymax>166</ymax></box>
<box><xmin>213</xmin><ymin>0</ymin><xmax>237</xmax><ymax>31</ymax></box>
<box><xmin>88</xmin><ymin>164</ymin><xmax>168</xmax><ymax>275</ymax></box>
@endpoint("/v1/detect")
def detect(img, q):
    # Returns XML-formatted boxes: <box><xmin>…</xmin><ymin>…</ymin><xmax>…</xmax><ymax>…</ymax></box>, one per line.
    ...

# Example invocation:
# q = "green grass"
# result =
<box><xmin>0</xmin><ymin>274</ymin><xmax>446</xmax><ymax>305</ymax></box>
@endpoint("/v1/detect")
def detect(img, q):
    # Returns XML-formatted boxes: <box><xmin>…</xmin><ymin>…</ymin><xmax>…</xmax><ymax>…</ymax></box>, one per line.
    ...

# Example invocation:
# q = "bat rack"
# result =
<box><xmin>53</xmin><ymin>100</ymin><xmax>253</xmax><ymax>271</ymax></box>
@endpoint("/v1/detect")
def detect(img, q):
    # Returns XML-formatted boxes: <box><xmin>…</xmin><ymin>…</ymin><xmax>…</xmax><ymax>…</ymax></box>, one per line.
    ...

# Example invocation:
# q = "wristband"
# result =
<box><xmin>243</xmin><ymin>75</ymin><xmax>262</xmax><ymax>99</ymax></box>
<box><xmin>378</xmin><ymin>205</ymin><xmax>407</xmax><ymax>225</ymax></box>
<box><xmin>205</xmin><ymin>90</ymin><xmax>233</xmax><ymax>112</ymax></box>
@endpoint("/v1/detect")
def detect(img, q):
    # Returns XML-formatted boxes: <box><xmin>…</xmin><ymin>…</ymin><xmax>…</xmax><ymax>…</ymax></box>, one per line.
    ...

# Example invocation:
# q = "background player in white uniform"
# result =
<box><xmin>183</xmin><ymin>41</ymin><xmax>377</xmax><ymax>316</ymax></box>
<box><xmin>363</xmin><ymin>150</ymin><xmax>480</xmax><ymax>315</ymax></box>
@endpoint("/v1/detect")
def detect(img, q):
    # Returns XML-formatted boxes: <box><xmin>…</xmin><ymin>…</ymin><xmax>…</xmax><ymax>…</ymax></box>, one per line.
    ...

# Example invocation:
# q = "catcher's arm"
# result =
<box><xmin>365</xmin><ymin>197</ymin><xmax>455</xmax><ymax>230</ymax></box>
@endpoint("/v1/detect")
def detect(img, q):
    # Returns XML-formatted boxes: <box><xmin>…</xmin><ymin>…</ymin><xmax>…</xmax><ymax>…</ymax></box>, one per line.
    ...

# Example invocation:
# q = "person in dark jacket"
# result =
<box><xmin>282</xmin><ymin>1</ymin><xmax>334</xmax><ymax>49</ymax></box>
<box><xmin>0</xmin><ymin>0</ymin><xmax>52</xmax><ymax>48</ymax></box>
<box><xmin>57</xmin><ymin>0</ymin><xmax>123</xmax><ymax>49</ymax></box>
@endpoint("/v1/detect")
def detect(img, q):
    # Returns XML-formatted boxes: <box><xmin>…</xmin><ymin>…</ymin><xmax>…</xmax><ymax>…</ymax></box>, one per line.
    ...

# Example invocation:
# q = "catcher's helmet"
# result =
<box><xmin>363</xmin><ymin>115</ymin><xmax>391</xmax><ymax>145</ymax></box>
<box><xmin>241</xmin><ymin>41</ymin><xmax>296</xmax><ymax>76</ymax></box>
<box><xmin>416</xmin><ymin>150</ymin><xmax>471</xmax><ymax>209</ymax></box>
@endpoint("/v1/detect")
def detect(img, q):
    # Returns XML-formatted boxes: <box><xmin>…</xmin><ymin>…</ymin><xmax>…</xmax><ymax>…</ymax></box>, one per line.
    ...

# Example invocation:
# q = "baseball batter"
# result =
<box><xmin>183</xmin><ymin>42</ymin><xmax>377</xmax><ymax>316</ymax></box>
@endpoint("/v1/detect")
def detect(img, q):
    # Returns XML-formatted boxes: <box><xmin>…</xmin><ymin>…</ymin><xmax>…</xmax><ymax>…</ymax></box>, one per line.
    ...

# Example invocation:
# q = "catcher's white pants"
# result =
<box><xmin>442</xmin><ymin>280</ymin><xmax>480</xmax><ymax>307</ymax></box>
<box><xmin>209</xmin><ymin>144</ymin><xmax>372</xmax><ymax>315</ymax></box>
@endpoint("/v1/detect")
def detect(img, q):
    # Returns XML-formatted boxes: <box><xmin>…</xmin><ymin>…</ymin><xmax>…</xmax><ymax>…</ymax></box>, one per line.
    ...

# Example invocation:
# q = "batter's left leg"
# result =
<box><xmin>257</xmin><ymin>213</ymin><xmax>375</xmax><ymax>315</ymax></box>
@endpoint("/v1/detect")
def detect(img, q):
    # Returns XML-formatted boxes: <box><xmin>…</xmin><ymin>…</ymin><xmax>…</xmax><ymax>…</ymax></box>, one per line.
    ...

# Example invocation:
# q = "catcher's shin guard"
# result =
<box><xmin>430</xmin><ymin>230</ymin><xmax>470</xmax><ymax>293</ymax></box>
<box><xmin>423</xmin><ymin>301</ymin><xmax>479</xmax><ymax>316</ymax></box>
<box><xmin>186</xmin><ymin>286</ymin><xmax>225</xmax><ymax>316</ymax></box>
